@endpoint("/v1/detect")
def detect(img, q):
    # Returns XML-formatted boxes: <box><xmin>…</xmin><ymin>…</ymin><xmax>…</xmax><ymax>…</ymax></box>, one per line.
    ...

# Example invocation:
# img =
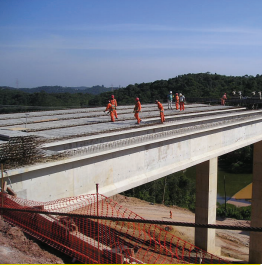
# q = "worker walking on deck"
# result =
<box><xmin>104</xmin><ymin>100</ymin><xmax>116</xmax><ymax>122</ymax></box>
<box><xmin>155</xmin><ymin>100</ymin><xmax>165</xmax><ymax>123</ymax></box>
<box><xmin>221</xmin><ymin>93</ymin><xmax>227</xmax><ymax>105</ymax></box>
<box><xmin>167</xmin><ymin>91</ymin><xmax>174</xmax><ymax>109</ymax></box>
<box><xmin>175</xmin><ymin>93</ymin><xmax>179</xmax><ymax>110</ymax></box>
<box><xmin>179</xmin><ymin>93</ymin><xmax>185</xmax><ymax>111</ymax></box>
<box><xmin>110</xmin><ymin>95</ymin><xmax>118</xmax><ymax>119</ymax></box>
<box><xmin>134</xmin><ymin>97</ymin><xmax>142</xmax><ymax>124</ymax></box>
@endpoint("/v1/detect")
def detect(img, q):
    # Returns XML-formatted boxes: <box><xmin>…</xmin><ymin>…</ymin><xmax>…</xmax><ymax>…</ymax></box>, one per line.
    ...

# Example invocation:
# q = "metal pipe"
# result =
<box><xmin>1</xmin><ymin>163</ymin><xmax>4</xmax><ymax>218</ymax></box>
<box><xmin>96</xmin><ymin>183</ymin><xmax>100</xmax><ymax>263</ymax></box>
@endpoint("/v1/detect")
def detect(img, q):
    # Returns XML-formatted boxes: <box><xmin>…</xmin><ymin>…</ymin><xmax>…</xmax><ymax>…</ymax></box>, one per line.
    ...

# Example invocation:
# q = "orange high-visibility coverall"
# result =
<box><xmin>175</xmin><ymin>94</ymin><xmax>179</xmax><ymax>110</ymax></box>
<box><xmin>179</xmin><ymin>95</ymin><xmax>185</xmax><ymax>111</ymax></box>
<box><xmin>134</xmin><ymin>101</ymin><xmax>142</xmax><ymax>124</ymax></box>
<box><xmin>156</xmin><ymin>101</ymin><xmax>165</xmax><ymax>123</ymax></box>
<box><xmin>110</xmin><ymin>98</ymin><xmax>118</xmax><ymax>118</ymax></box>
<box><xmin>221</xmin><ymin>93</ymin><xmax>227</xmax><ymax>105</ymax></box>
<box><xmin>105</xmin><ymin>102</ymin><xmax>116</xmax><ymax>122</ymax></box>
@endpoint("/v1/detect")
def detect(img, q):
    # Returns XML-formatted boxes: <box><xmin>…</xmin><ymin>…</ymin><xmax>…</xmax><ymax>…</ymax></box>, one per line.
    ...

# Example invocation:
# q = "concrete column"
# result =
<box><xmin>195</xmin><ymin>158</ymin><xmax>221</xmax><ymax>255</ymax></box>
<box><xmin>249</xmin><ymin>141</ymin><xmax>262</xmax><ymax>263</ymax></box>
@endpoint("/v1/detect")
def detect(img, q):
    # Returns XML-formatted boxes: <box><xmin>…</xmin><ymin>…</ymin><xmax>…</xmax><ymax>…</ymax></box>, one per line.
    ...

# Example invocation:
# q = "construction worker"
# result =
<box><xmin>179</xmin><ymin>93</ymin><xmax>185</xmax><ymax>111</ymax></box>
<box><xmin>175</xmin><ymin>93</ymin><xmax>179</xmax><ymax>110</ymax></box>
<box><xmin>104</xmin><ymin>100</ymin><xmax>116</xmax><ymax>122</ymax></box>
<box><xmin>134</xmin><ymin>97</ymin><xmax>142</xmax><ymax>124</ymax></box>
<box><xmin>155</xmin><ymin>100</ymin><xmax>165</xmax><ymax>123</ymax></box>
<box><xmin>221</xmin><ymin>93</ymin><xmax>227</xmax><ymax>105</ymax></box>
<box><xmin>167</xmin><ymin>91</ymin><xmax>174</xmax><ymax>109</ymax></box>
<box><xmin>110</xmin><ymin>95</ymin><xmax>118</xmax><ymax>119</ymax></box>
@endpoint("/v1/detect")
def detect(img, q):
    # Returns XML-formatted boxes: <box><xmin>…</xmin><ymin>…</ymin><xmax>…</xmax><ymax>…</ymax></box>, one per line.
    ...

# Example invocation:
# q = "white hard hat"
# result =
<box><xmin>170</xmin><ymin>91</ymin><xmax>172</xmax><ymax>93</ymax></box>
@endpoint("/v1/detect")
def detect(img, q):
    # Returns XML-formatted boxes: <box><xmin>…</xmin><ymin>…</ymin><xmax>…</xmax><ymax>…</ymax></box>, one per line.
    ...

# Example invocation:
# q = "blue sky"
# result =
<box><xmin>0</xmin><ymin>0</ymin><xmax>262</xmax><ymax>88</ymax></box>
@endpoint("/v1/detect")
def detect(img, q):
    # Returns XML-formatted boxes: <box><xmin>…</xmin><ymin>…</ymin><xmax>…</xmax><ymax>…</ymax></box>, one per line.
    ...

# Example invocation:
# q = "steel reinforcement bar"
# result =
<box><xmin>61</xmin><ymin>111</ymin><xmax>262</xmax><ymax>157</ymax></box>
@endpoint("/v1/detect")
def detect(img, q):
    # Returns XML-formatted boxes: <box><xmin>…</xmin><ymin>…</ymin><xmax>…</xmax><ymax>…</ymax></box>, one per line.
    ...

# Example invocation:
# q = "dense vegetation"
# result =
<box><xmin>122</xmin><ymin>169</ymin><xmax>252</xmax><ymax>220</ymax></box>
<box><xmin>2</xmin><ymin>85</ymin><xmax>118</xmax><ymax>95</ymax></box>
<box><xmin>0</xmin><ymin>85</ymin><xmax>118</xmax><ymax>112</ymax></box>
<box><xmin>122</xmin><ymin>173</ymin><xmax>196</xmax><ymax>211</ymax></box>
<box><xmin>217</xmin><ymin>203</ymin><xmax>251</xmax><ymax>220</ymax></box>
<box><xmin>89</xmin><ymin>72</ymin><xmax>262</xmax><ymax>106</ymax></box>
<box><xmin>1</xmin><ymin>73</ymin><xmax>262</xmax><ymax>110</ymax></box>
<box><xmin>0</xmin><ymin>90</ymin><xmax>93</xmax><ymax>113</ymax></box>
<box><xmin>219</xmin><ymin>145</ymin><xmax>253</xmax><ymax>173</ymax></box>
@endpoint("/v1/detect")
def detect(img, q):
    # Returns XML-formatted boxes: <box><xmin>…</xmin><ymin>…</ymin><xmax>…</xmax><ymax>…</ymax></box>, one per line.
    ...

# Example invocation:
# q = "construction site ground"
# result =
<box><xmin>0</xmin><ymin>218</ymin><xmax>67</xmax><ymax>264</ymax></box>
<box><xmin>0</xmin><ymin>194</ymin><xmax>249</xmax><ymax>264</ymax></box>
<box><xmin>112</xmin><ymin>195</ymin><xmax>250</xmax><ymax>263</ymax></box>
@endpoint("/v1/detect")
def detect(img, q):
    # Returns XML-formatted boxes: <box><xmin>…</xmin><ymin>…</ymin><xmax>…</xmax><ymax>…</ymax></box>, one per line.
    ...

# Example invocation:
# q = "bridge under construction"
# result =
<box><xmin>1</xmin><ymin>102</ymin><xmax>262</xmax><ymax>263</ymax></box>
<box><xmin>0</xmin><ymin>103</ymin><xmax>244</xmax><ymax>140</ymax></box>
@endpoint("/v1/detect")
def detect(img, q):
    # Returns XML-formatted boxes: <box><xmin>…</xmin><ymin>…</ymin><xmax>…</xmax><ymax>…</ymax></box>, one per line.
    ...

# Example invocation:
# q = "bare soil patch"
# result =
<box><xmin>0</xmin><ymin>194</ymin><xmax>249</xmax><ymax>263</ymax></box>
<box><xmin>111</xmin><ymin>194</ymin><xmax>250</xmax><ymax>263</ymax></box>
<box><xmin>0</xmin><ymin>218</ymin><xmax>70</xmax><ymax>264</ymax></box>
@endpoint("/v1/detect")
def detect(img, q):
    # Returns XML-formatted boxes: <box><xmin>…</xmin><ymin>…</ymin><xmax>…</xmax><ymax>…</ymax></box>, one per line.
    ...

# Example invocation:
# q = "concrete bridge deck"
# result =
<box><xmin>1</xmin><ymin>103</ymin><xmax>262</xmax><ymax>262</ymax></box>
<box><xmin>1</xmin><ymin>102</ymin><xmax>261</xmax><ymax>199</ymax></box>
<box><xmin>0</xmin><ymin>103</ymin><xmax>244</xmax><ymax>140</ymax></box>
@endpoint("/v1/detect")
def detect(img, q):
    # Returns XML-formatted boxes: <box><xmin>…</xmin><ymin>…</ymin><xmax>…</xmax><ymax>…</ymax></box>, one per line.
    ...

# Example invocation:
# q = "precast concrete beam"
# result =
<box><xmin>4</xmin><ymin>113</ymin><xmax>262</xmax><ymax>202</ymax></box>
<box><xmin>42</xmin><ymin>107</ymin><xmax>253</xmax><ymax>152</ymax></box>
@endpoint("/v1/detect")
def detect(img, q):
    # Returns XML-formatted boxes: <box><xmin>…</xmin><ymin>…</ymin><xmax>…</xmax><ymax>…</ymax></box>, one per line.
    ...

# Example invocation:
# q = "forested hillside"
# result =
<box><xmin>0</xmin><ymin>89</ymin><xmax>93</xmax><ymax>111</ymax></box>
<box><xmin>1</xmin><ymin>73</ymin><xmax>262</xmax><ymax>110</ymax></box>
<box><xmin>2</xmin><ymin>85</ymin><xmax>119</xmax><ymax>95</ymax></box>
<box><xmin>88</xmin><ymin>72</ymin><xmax>262</xmax><ymax>106</ymax></box>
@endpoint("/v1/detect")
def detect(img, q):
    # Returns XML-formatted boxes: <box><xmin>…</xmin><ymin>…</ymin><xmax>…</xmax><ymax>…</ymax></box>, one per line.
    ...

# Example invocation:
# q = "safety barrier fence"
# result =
<box><xmin>0</xmin><ymin>192</ymin><xmax>229</xmax><ymax>264</ymax></box>
<box><xmin>186</xmin><ymin>97</ymin><xmax>262</xmax><ymax>108</ymax></box>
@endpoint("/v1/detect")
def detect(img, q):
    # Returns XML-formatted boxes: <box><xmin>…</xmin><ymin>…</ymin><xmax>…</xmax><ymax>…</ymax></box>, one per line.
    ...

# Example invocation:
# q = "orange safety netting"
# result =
<box><xmin>0</xmin><ymin>192</ymin><xmax>229</xmax><ymax>264</ymax></box>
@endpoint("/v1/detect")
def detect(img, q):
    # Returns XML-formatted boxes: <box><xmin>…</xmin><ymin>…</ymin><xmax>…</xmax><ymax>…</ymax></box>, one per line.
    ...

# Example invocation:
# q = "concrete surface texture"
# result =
<box><xmin>1</xmin><ymin>103</ymin><xmax>262</xmax><ymax>202</ymax></box>
<box><xmin>0</xmin><ymin>103</ymin><xmax>246</xmax><ymax>140</ymax></box>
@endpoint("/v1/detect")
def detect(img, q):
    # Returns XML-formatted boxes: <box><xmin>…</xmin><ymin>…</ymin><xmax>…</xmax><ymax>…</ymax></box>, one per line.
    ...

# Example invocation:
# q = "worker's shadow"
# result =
<box><xmin>113</xmin><ymin>121</ymin><xmax>127</xmax><ymax>125</ymax></box>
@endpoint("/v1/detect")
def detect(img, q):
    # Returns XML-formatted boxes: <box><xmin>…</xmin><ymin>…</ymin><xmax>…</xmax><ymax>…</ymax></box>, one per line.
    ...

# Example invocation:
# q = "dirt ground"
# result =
<box><xmin>0</xmin><ymin>218</ymin><xmax>72</xmax><ymax>264</ymax></box>
<box><xmin>112</xmin><ymin>194</ymin><xmax>250</xmax><ymax>263</ymax></box>
<box><xmin>0</xmin><ymin>194</ymin><xmax>250</xmax><ymax>264</ymax></box>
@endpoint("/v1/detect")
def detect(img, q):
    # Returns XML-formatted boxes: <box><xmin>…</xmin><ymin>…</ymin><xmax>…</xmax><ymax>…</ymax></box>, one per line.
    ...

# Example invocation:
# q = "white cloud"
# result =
<box><xmin>2</xmin><ymin>23</ymin><xmax>261</xmax><ymax>34</ymax></box>
<box><xmin>1</xmin><ymin>29</ymin><xmax>262</xmax><ymax>52</ymax></box>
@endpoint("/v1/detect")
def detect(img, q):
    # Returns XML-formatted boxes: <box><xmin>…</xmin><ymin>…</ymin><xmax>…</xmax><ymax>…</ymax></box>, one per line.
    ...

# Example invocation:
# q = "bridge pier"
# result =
<box><xmin>195</xmin><ymin>158</ymin><xmax>221</xmax><ymax>255</ymax></box>
<box><xmin>249</xmin><ymin>140</ymin><xmax>262</xmax><ymax>263</ymax></box>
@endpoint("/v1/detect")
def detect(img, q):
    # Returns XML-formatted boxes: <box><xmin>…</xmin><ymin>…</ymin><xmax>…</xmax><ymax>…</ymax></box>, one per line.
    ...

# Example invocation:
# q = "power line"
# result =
<box><xmin>1</xmin><ymin>207</ymin><xmax>259</xmax><ymax>232</ymax></box>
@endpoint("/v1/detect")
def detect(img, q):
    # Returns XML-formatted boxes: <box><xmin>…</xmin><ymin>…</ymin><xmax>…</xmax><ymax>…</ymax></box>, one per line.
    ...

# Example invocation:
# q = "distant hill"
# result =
<box><xmin>1</xmin><ymin>85</ymin><xmax>120</xmax><ymax>95</ymax></box>
<box><xmin>2</xmin><ymin>73</ymin><xmax>262</xmax><ymax>109</ymax></box>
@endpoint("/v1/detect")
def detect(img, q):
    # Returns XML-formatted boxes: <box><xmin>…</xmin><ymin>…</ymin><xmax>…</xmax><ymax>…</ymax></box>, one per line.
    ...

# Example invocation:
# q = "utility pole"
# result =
<box><xmin>224</xmin><ymin>175</ymin><xmax>227</xmax><ymax>214</ymax></box>
<box><xmin>96</xmin><ymin>184</ymin><xmax>100</xmax><ymax>263</ymax></box>
<box><xmin>162</xmin><ymin>176</ymin><xmax>167</xmax><ymax>204</ymax></box>
<box><xmin>25</xmin><ymin>113</ymin><xmax>29</xmax><ymax>128</ymax></box>
<box><xmin>1</xmin><ymin>163</ymin><xmax>4</xmax><ymax>218</ymax></box>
